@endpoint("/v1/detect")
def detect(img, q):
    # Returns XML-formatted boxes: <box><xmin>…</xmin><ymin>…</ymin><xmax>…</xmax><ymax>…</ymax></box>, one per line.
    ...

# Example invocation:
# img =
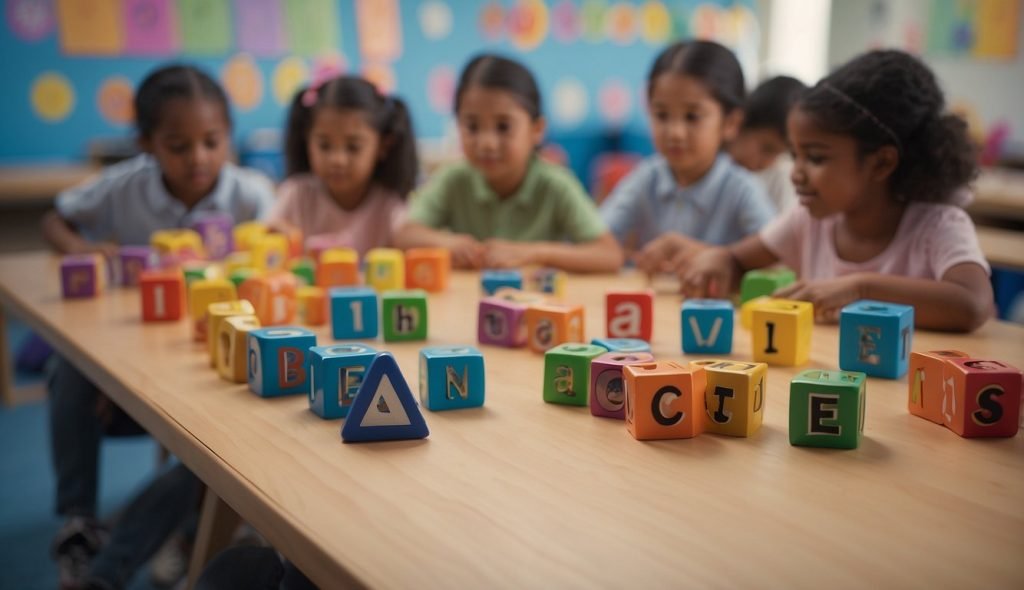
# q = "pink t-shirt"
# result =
<box><xmin>268</xmin><ymin>174</ymin><xmax>407</xmax><ymax>257</ymax></box>
<box><xmin>759</xmin><ymin>201</ymin><xmax>990</xmax><ymax>281</ymax></box>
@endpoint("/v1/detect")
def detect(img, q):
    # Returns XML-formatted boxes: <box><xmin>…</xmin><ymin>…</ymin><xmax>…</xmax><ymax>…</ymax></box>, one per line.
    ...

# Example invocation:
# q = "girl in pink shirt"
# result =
<box><xmin>682</xmin><ymin>50</ymin><xmax>992</xmax><ymax>332</ymax></box>
<box><xmin>269</xmin><ymin>75</ymin><xmax>418</xmax><ymax>256</ymax></box>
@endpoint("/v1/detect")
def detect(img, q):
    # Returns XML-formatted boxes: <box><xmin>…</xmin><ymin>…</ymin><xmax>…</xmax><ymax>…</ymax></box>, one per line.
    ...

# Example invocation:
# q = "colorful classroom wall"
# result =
<box><xmin>0</xmin><ymin>0</ymin><xmax>760</xmax><ymax>182</ymax></box>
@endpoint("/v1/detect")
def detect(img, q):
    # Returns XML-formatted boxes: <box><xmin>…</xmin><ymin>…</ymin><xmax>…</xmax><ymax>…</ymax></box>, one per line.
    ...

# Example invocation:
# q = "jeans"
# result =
<box><xmin>196</xmin><ymin>547</ymin><xmax>317</xmax><ymax>590</ymax></box>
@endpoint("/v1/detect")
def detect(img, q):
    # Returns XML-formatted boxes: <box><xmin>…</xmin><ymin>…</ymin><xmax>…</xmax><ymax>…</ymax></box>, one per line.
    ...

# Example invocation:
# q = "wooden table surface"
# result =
<box><xmin>0</xmin><ymin>164</ymin><xmax>98</xmax><ymax>203</ymax></box>
<box><xmin>1</xmin><ymin>251</ymin><xmax>1023</xmax><ymax>588</ymax></box>
<box><xmin>972</xmin><ymin>167</ymin><xmax>1024</xmax><ymax>223</ymax></box>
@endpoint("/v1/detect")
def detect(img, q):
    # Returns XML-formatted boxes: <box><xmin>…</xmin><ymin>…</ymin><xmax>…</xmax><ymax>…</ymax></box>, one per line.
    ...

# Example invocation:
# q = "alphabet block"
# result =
<box><xmin>60</xmin><ymin>254</ymin><xmax>105</xmax><ymax>298</ymax></box>
<box><xmin>382</xmin><ymin>290</ymin><xmax>428</xmax><ymax>342</ymax></box>
<box><xmin>216</xmin><ymin>315</ymin><xmax>260</xmax><ymax>383</ymax></box>
<box><xmin>751</xmin><ymin>299</ymin><xmax>813</xmax><ymax>366</ymax></box>
<box><xmin>288</xmin><ymin>257</ymin><xmax>316</xmax><ymax>286</ymax></box>
<box><xmin>530</xmin><ymin>268</ymin><xmax>566</xmax><ymax>297</ymax></box>
<box><xmin>406</xmin><ymin>248</ymin><xmax>451</xmax><ymax>292</ymax></box>
<box><xmin>150</xmin><ymin>228</ymin><xmax>205</xmax><ymax>260</ymax></box>
<box><xmin>317</xmin><ymin>248</ymin><xmax>359</xmax><ymax>288</ymax></box>
<box><xmin>140</xmin><ymin>270</ymin><xmax>186</xmax><ymax>321</ymax></box>
<box><xmin>739</xmin><ymin>296</ymin><xmax>771</xmax><ymax>330</ymax></box>
<box><xmin>207</xmin><ymin>300</ymin><xmax>256</xmax><ymax>367</ymax></box>
<box><xmin>251</xmin><ymin>233</ymin><xmax>290</xmax><ymax>271</ymax></box>
<box><xmin>330</xmin><ymin>287</ymin><xmax>379</xmax><ymax>340</ymax></box>
<box><xmin>308</xmin><ymin>343</ymin><xmax>377</xmax><ymax>419</ymax></box>
<box><xmin>789</xmin><ymin>369</ymin><xmax>866</xmax><ymax>449</ymax></box>
<box><xmin>478</xmin><ymin>297</ymin><xmax>527</xmax><ymax>347</ymax></box>
<box><xmin>419</xmin><ymin>346</ymin><xmax>486</xmax><ymax>411</ymax></box>
<box><xmin>189</xmin><ymin>212</ymin><xmax>233</xmax><ymax>260</ymax></box>
<box><xmin>228</xmin><ymin>267</ymin><xmax>260</xmax><ymax>289</ymax></box>
<box><xmin>839</xmin><ymin>300</ymin><xmax>914</xmax><ymax>379</ymax></box>
<box><xmin>182</xmin><ymin>261</ymin><xmax>217</xmax><ymax>287</ymax></box>
<box><xmin>908</xmin><ymin>350</ymin><xmax>970</xmax><ymax>424</ymax></box>
<box><xmin>341</xmin><ymin>352</ymin><xmax>430</xmax><ymax>443</ymax></box>
<box><xmin>740</xmin><ymin>268</ymin><xmax>795</xmax><ymax>303</ymax></box>
<box><xmin>188</xmin><ymin>279</ymin><xmax>237</xmax><ymax>342</ymax></box>
<box><xmin>590</xmin><ymin>338</ymin><xmax>651</xmax><ymax>353</ymax></box>
<box><xmin>939</xmin><ymin>358</ymin><xmax>1022</xmax><ymax>438</ymax></box>
<box><xmin>223</xmin><ymin>251</ymin><xmax>253</xmax><ymax>274</ymax></box>
<box><xmin>117</xmin><ymin>246</ymin><xmax>153</xmax><ymax>287</ymax></box>
<box><xmin>305</xmin><ymin>234</ymin><xmax>350</xmax><ymax>262</ymax></box>
<box><xmin>525</xmin><ymin>303</ymin><xmax>585</xmax><ymax>353</ymax></box>
<box><xmin>689</xmin><ymin>359</ymin><xmax>767</xmax><ymax>437</ymax></box>
<box><xmin>606</xmin><ymin>290</ymin><xmax>653</xmax><ymax>341</ymax></box>
<box><xmin>481</xmin><ymin>270</ymin><xmax>523</xmax><ymax>295</ymax></box>
<box><xmin>365</xmin><ymin>248</ymin><xmax>405</xmax><ymax>292</ymax></box>
<box><xmin>542</xmin><ymin>343</ymin><xmax>606</xmax><ymax>406</ymax></box>
<box><xmin>247</xmin><ymin>327</ymin><xmax>317</xmax><ymax>397</ymax></box>
<box><xmin>623</xmin><ymin>362</ymin><xmax>706</xmax><ymax>440</ymax></box>
<box><xmin>590</xmin><ymin>351</ymin><xmax>654</xmax><ymax>419</ymax></box>
<box><xmin>681</xmin><ymin>299</ymin><xmax>734</xmax><ymax>354</ymax></box>
<box><xmin>238</xmin><ymin>272</ymin><xmax>297</xmax><ymax>326</ymax></box>
<box><xmin>296</xmin><ymin>286</ymin><xmax>328</xmax><ymax>326</ymax></box>
<box><xmin>232</xmin><ymin>221</ymin><xmax>267</xmax><ymax>252</ymax></box>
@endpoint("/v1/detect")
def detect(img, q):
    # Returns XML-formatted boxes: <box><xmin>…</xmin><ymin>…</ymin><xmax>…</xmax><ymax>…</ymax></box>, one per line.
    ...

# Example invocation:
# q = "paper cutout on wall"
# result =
<box><xmin>284</xmin><ymin>0</ymin><xmax>339</xmax><ymax>57</ymax></box>
<box><xmin>363</xmin><ymin>62</ymin><xmax>396</xmax><ymax>94</ymax></box>
<box><xmin>427</xmin><ymin>65</ymin><xmax>455</xmax><ymax>114</ymax></box>
<box><xmin>31</xmin><ymin>71</ymin><xmax>74</xmax><ymax>122</ymax></box>
<box><xmin>312</xmin><ymin>51</ymin><xmax>347</xmax><ymax>81</ymax></box>
<box><xmin>57</xmin><ymin>0</ymin><xmax>122</xmax><ymax>55</ymax></box>
<box><xmin>178</xmin><ymin>0</ymin><xmax>230</xmax><ymax>55</ymax></box>
<box><xmin>552</xmin><ymin>78</ymin><xmax>588</xmax><ymax>128</ymax></box>
<box><xmin>640</xmin><ymin>1</ymin><xmax>671</xmax><ymax>44</ymax></box>
<box><xmin>7</xmin><ymin>0</ymin><xmax>55</xmax><ymax>41</ymax></box>
<box><xmin>123</xmin><ymin>0</ymin><xmax>178</xmax><ymax>55</ymax></box>
<box><xmin>236</xmin><ymin>0</ymin><xmax>285</xmax><ymax>57</ymax></box>
<box><xmin>479</xmin><ymin>1</ymin><xmax>504</xmax><ymax>40</ymax></box>
<box><xmin>97</xmin><ymin>76</ymin><xmax>134</xmax><ymax>125</ymax></box>
<box><xmin>551</xmin><ymin>0</ymin><xmax>580</xmax><ymax>43</ymax></box>
<box><xmin>356</xmin><ymin>0</ymin><xmax>402</xmax><ymax>62</ymax></box>
<box><xmin>272</xmin><ymin>57</ymin><xmax>308</xmax><ymax>106</ymax></box>
<box><xmin>222</xmin><ymin>54</ymin><xmax>263</xmax><ymax>111</ymax></box>
<box><xmin>598</xmin><ymin>78</ymin><xmax>631</xmax><ymax>126</ymax></box>
<box><xmin>580</xmin><ymin>0</ymin><xmax>607</xmax><ymax>42</ymax></box>
<box><xmin>691</xmin><ymin>3</ymin><xmax>718</xmax><ymax>39</ymax></box>
<box><xmin>605</xmin><ymin>2</ymin><xmax>636</xmax><ymax>45</ymax></box>
<box><xmin>974</xmin><ymin>0</ymin><xmax>1019</xmax><ymax>58</ymax></box>
<box><xmin>419</xmin><ymin>0</ymin><xmax>452</xmax><ymax>41</ymax></box>
<box><xmin>508</xmin><ymin>0</ymin><xmax>549</xmax><ymax>50</ymax></box>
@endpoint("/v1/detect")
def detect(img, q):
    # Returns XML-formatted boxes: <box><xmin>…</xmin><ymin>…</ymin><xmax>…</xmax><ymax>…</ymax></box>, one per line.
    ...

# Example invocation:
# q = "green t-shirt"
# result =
<box><xmin>408</xmin><ymin>157</ymin><xmax>607</xmax><ymax>243</ymax></box>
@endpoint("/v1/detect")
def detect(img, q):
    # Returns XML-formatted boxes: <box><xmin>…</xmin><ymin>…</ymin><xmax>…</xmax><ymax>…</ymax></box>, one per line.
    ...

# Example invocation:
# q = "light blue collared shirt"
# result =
<box><xmin>600</xmin><ymin>153</ymin><xmax>775</xmax><ymax>248</ymax></box>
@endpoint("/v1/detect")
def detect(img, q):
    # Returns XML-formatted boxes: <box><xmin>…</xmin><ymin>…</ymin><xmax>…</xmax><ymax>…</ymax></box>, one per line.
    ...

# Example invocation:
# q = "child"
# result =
<box><xmin>682</xmin><ymin>50</ymin><xmax>992</xmax><ymax>332</ymax></box>
<box><xmin>728</xmin><ymin>75</ymin><xmax>807</xmax><ymax>213</ymax></box>
<box><xmin>268</xmin><ymin>75</ymin><xmax>418</xmax><ymax>256</ymax></box>
<box><xmin>40</xmin><ymin>64</ymin><xmax>275</xmax><ymax>589</ymax></box>
<box><xmin>599</xmin><ymin>40</ymin><xmax>775</xmax><ymax>275</ymax></box>
<box><xmin>394</xmin><ymin>54</ymin><xmax>623</xmax><ymax>273</ymax></box>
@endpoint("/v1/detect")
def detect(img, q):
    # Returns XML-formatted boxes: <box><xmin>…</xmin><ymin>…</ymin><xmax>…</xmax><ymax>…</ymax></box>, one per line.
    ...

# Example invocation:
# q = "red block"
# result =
<box><xmin>606</xmin><ymin>290</ymin><xmax>653</xmax><ymax>342</ymax></box>
<box><xmin>941</xmin><ymin>358</ymin><xmax>1022</xmax><ymax>438</ymax></box>
<box><xmin>140</xmin><ymin>270</ymin><xmax>186</xmax><ymax>322</ymax></box>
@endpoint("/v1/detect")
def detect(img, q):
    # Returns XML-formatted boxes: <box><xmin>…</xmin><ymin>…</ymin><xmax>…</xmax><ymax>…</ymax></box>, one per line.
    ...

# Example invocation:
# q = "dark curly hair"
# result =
<box><xmin>798</xmin><ymin>50</ymin><xmax>976</xmax><ymax>204</ymax></box>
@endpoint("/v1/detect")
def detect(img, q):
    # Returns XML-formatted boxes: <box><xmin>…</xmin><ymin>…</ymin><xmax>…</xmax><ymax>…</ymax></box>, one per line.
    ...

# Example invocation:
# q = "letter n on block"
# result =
<box><xmin>419</xmin><ymin>346</ymin><xmax>485</xmax><ymax>411</ymax></box>
<box><xmin>940</xmin><ymin>358</ymin><xmax>1022</xmax><ymax>438</ymax></box>
<box><xmin>690</xmin><ymin>359</ymin><xmax>767</xmax><ymax>437</ymax></box>
<box><xmin>908</xmin><ymin>350</ymin><xmax>969</xmax><ymax>424</ymax></box>
<box><xmin>247</xmin><ymin>327</ymin><xmax>317</xmax><ymax>398</ymax></box>
<box><xmin>606</xmin><ymin>290</ymin><xmax>653</xmax><ymax>342</ymax></box>
<box><xmin>789</xmin><ymin>370</ymin><xmax>866</xmax><ymax>449</ymax></box>
<box><xmin>623</xmin><ymin>362</ymin><xmax>706</xmax><ymax>440</ymax></box>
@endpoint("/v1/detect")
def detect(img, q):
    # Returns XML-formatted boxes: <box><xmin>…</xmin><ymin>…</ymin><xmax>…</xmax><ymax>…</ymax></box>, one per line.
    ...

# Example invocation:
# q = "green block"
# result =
<box><xmin>382</xmin><ymin>290</ymin><xmax>428</xmax><ymax>342</ymax></box>
<box><xmin>543</xmin><ymin>343</ymin><xmax>606</xmax><ymax>406</ymax></box>
<box><xmin>182</xmin><ymin>264</ymin><xmax>211</xmax><ymax>286</ymax></box>
<box><xmin>789</xmin><ymin>369</ymin><xmax>866</xmax><ymax>449</ymax></box>
<box><xmin>229</xmin><ymin>268</ymin><xmax>259</xmax><ymax>289</ymax></box>
<box><xmin>290</xmin><ymin>257</ymin><xmax>316</xmax><ymax>286</ymax></box>
<box><xmin>740</xmin><ymin>268</ymin><xmax>796</xmax><ymax>303</ymax></box>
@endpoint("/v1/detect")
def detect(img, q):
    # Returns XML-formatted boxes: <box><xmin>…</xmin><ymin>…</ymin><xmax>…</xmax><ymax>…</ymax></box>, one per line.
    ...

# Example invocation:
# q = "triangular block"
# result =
<box><xmin>341</xmin><ymin>353</ymin><xmax>429</xmax><ymax>442</ymax></box>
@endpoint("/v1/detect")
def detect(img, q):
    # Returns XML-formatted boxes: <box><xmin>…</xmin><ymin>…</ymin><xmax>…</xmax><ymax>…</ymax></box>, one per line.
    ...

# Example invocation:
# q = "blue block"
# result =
<box><xmin>330</xmin><ymin>287</ymin><xmax>379</xmax><ymax>340</ymax></box>
<box><xmin>839</xmin><ymin>300</ymin><xmax>914</xmax><ymax>379</ymax></box>
<box><xmin>419</xmin><ymin>346</ymin><xmax>486</xmax><ymax>411</ymax></box>
<box><xmin>590</xmin><ymin>337</ymin><xmax>651</xmax><ymax>353</ymax></box>
<box><xmin>341</xmin><ymin>353</ymin><xmax>430</xmax><ymax>442</ymax></box>
<box><xmin>681</xmin><ymin>299</ymin><xmax>734</xmax><ymax>354</ymax></box>
<box><xmin>481</xmin><ymin>270</ymin><xmax>523</xmax><ymax>295</ymax></box>
<box><xmin>247</xmin><ymin>327</ymin><xmax>317</xmax><ymax>397</ymax></box>
<box><xmin>308</xmin><ymin>343</ymin><xmax>378</xmax><ymax>419</ymax></box>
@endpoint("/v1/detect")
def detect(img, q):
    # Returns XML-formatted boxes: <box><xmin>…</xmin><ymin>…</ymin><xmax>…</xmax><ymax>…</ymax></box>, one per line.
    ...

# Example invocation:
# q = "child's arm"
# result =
<box><xmin>634</xmin><ymin>232</ymin><xmax>709</xmax><ymax>276</ymax></box>
<box><xmin>394</xmin><ymin>222</ymin><xmax>486</xmax><ymax>269</ymax></box>
<box><xmin>774</xmin><ymin>263</ymin><xmax>993</xmax><ymax>332</ymax></box>
<box><xmin>483</xmin><ymin>231</ymin><xmax>624</xmax><ymax>273</ymax></box>
<box><xmin>680</xmin><ymin>234</ymin><xmax>779</xmax><ymax>298</ymax></box>
<box><xmin>41</xmin><ymin>210</ymin><xmax>118</xmax><ymax>257</ymax></box>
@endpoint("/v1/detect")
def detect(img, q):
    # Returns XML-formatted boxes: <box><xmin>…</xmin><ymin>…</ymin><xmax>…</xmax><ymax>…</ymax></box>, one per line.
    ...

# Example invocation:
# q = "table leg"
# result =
<box><xmin>0</xmin><ymin>305</ymin><xmax>13</xmax><ymax>407</ymax></box>
<box><xmin>186</xmin><ymin>486</ymin><xmax>242</xmax><ymax>589</ymax></box>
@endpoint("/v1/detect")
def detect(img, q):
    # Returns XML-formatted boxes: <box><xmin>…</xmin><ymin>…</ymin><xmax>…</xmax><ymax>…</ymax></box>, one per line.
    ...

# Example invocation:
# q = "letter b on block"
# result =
<box><xmin>308</xmin><ymin>344</ymin><xmax>377</xmax><ymax>419</ymax></box>
<box><xmin>419</xmin><ymin>346</ymin><xmax>486</xmax><ymax>411</ymax></box>
<box><xmin>789</xmin><ymin>370</ymin><xmax>866</xmax><ymax>449</ymax></box>
<box><xmin>543</xmin><ymin>343</ymin><xmax>607</xmax><ymax>406</ymax></box>
<box><xmin>690</xmin><ymin>359</ymin><xmax>767</xmax><ymax>437</ymax></box>
<box><xmin>247</xmin><ymin>327</ymin><xmax>317</xmax><ymax>398</ymax></box>
<box><xmin>606</xmin><ymin>290</ymin><xmax>653</xmax><ymax>341</ymax></box>
<box><xmin>681</xmin><ymin>299</ymin><xmax>733</xmax><ymax>354</ymax></box>
<box><xmin>623</xmin><ymin>362</ymin><xmax>706</xmax><ymax>440</ymax></box>
<box><xmin>839</xmin><ymin>300</ymin><xmax>913</xmax><ymax>379</ymax></box>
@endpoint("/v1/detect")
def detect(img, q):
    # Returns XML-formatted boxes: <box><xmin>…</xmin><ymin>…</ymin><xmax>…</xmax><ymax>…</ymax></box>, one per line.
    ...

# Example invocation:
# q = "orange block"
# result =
<box><xmin>623</xmin><ymin>361</ymin><xmax>706</xmax><ymax>440</ymax></box>
<box><xmin>297</xmin><ymin>286</ymin><xmax>328</xmax><ymax>326</ymax></box>
<box><xmin>524</xmin><ymin>302</ymin><xmax>584</xmax><ymax>353</ymax></box>
<box><xmin>238</xmin><ymin>272</ymin><xmax>298</xmax><ymax>326</ymax></box>
<box><xmin>316</xmin><ymin>248</ymin><xmax>359</xmax><ymax>287</ymax></box>
<box><xmin>139</xmin><ymin>270</ymin><xmax>186</xmax><ymax>322</ymax></box>
<box><xmin>405</xmin><ymin>248</ymin><xmax>451</xmax><ymax>292</ymax></box>
<box><xmin>908</xmin><ymin>350</ymin><xmax>969</xmax><ymax>424</ymax></box>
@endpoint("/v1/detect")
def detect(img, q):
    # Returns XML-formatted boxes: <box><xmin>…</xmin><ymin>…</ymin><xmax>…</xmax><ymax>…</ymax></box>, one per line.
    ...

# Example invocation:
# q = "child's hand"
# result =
<box><xmin>773</xmin><ymin>274</ymin><xmax>867</xmax><ymax>323</ymax></box>
<box><xmin>69</xmin><ymin>239</ymin><xmax>119</xmax><ymax>259</ymax></box>
<box><xmin>678</xmin><ymin>247</ymin><xmax>734</xmax><ymax>299</ymax></box>
<box><xmin>482</xmin><ymin>239</ymin><xmax>541</xmax><ymax>269</ymax></box>
<box><xmin>633</xmin><ymin>233</ymin><xmax>705</xmax><ymax>276</ymax></box>
<box><xmin>446</xmin><ymin>234</ymin><xmax>486</xmax><ymax>269</ymax></box>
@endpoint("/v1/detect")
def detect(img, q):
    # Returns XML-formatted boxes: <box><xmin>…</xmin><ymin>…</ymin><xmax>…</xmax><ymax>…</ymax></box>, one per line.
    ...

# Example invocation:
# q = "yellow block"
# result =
<box><xmin>216</xmin><ymin>315</ymin><xmax>261</xmax><ymax>383</ymax></box>
<box><xmin>739</xmin><ymin>296</ymin><xmax>772</xmax><ymax>330</ymax></box>
<box><xmin>690</xmin><ymin>359</ymin><xmax>768</xmax><ymax>437</ymax></box>
<box><xmin>751</xmin><ymin>299</ymin><xmax>813</xmax><ymax>366</ymax></box>
<box><xmin>207</xmin><ymin>300</ymin><xmax>256</xmax><ymax>368</ymax></box>
<box><xmin>224</xmin><ymin>251</ymin><xmax>253</xmax><ymax>274</ymax></box>
<box><xmin>296</xmin><ymin>286</ymin><xmax>328</xmax><ymax>326</ymax></box>
<box><xmin>188</xmin><ymin>279</ymin><xmax>237</xmax><ymax>342</ymax></box>
<box><xmin>233</xmin><ymin>221</ymin><xmax>268</xmax><ymax>252</ymax></box>
<box><xmin>251</xmin><ymin>233</ymin><xmax>290</xmax><ymax>271</ymax></box>
<box><xmin>151</xmin><ymin>229</ymin><xmax>205</xmax><ymax>258</ymax></box>
<box><xmin>365</xmin><ymin>248</ymin><xmax>405</xmax><ymax>292</ymax></box>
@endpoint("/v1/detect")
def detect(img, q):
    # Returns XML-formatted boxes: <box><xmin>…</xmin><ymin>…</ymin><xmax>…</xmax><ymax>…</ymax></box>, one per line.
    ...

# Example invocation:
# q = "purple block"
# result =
<box><xmin>190</xmin><ymin>213</ymin><xmax>234</xmax><ymax>260</ymax></box>
<box><xmin>477</xmin><ymin>297</ymin><xmax>528</xmax><ymax>347</ymax></box>
<box><xmin>60</xmin><ymin>255</ymin><xmax>101</xmax><ymax>299</ymax></box>
<box><xmin>118</xmin><ymin>246</ymin><xmax>153</xmax><ymax>286</ymax></box>
<box><xmin>590</xmin><ymin>351</ymin><xmax>654</xmax><ymax>419</ymax></box>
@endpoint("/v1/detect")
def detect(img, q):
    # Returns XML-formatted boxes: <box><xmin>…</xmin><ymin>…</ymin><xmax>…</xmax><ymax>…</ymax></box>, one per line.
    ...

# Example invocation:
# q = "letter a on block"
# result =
<box><xmin>341</xmin><ymin>353</ymin><xmax>429</xmax><ymax>442</ymax></box>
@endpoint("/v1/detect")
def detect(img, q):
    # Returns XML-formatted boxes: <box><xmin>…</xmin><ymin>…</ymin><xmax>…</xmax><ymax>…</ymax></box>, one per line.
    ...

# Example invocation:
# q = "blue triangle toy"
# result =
<box><xmin>341</xmin><ymin>352</ymin><xmax>429</xmax><ymax>443</ymax></box>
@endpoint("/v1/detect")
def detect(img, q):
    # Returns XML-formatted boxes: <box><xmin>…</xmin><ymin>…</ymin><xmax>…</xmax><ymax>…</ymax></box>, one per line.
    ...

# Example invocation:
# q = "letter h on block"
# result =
<box><xmin>308</xmin><ymin>344</ymin><xmax>377</xmax><ymax>419</ymax></box>
<box><xmin>606</xmin><ymin>290</ymin><xmax>653</xmax><ymax>342</ymax></box>
<box><xmin>382</xmin><ymin>290</ymin><xmax>428</xmax><ymax>342</ymax></box>
<box><xmin>690</xmin><ymin>359</ymin><xmax>767</xmax><ymax>437</ymax></box>
<box><xmin>330</xmin><ymin>287</ymin><xmax>379</xmax><ymax>340</ymax></box>
<box><xmin>623</xmin><ymin>362</ymin><xmax>706</xmax><ymax>440</ymax></box>
<box><xmin>789</xmin><ymin>370</ymin><xmax>866</xmax><ymax>449</ymax></box>
<box><xmin>839</xmin><ymin>300</ymin><xmax>913</xmax><ymax>379</ymax></box>
<box><xmin>752</xmin><ymin>299</ymin><xmax>813</xmax><ymax>366</ymax></box>
<box><xmin>419</xmin><ymin>346</ymin><xmax>485</xmax><ymax>411</ymax></box>
<box><xmin>681</xmin><ymin>299</ymin><xmax>734</xmax><ymax>354</ymax></box>
<box><xmin>542</xmin><ymin>343</ymin><xmax>606</xmax><ymax>406</ymax></box>
<box><xmin>590</xmin><ymin>351</ymin><xmax>654</xmax><ymax>419</ymax></box>
<box><xmin>247</xmin><ymin>327</ymin><xmax>317</xmax><ymax>398</ymax></box>
<box><xmin>938</xmin><ymin>358</ymin><xmax>1022</xmax><ymax>438</ymax></box>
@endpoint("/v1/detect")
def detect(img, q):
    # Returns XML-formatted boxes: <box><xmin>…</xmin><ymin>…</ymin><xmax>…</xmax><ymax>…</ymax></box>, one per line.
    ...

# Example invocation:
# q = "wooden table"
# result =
<box><xmin>978</xmin><ymin>226</ymin><xmax>1024</xmax><ymax>271</ymax></box>
<box><xmin>1</xmin><ymin>251</ymin><xmax>1023</xmax><ymax>588</ymax></box>
<box><xmin>0</xmin><ymin>164</ymin><xmax>98</xmax><ymax>205</ymax></box>
<box><xmin>971</xmin><ymin>167</ymin><xmax>1024</xmax><ymax>223</ymax></box>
